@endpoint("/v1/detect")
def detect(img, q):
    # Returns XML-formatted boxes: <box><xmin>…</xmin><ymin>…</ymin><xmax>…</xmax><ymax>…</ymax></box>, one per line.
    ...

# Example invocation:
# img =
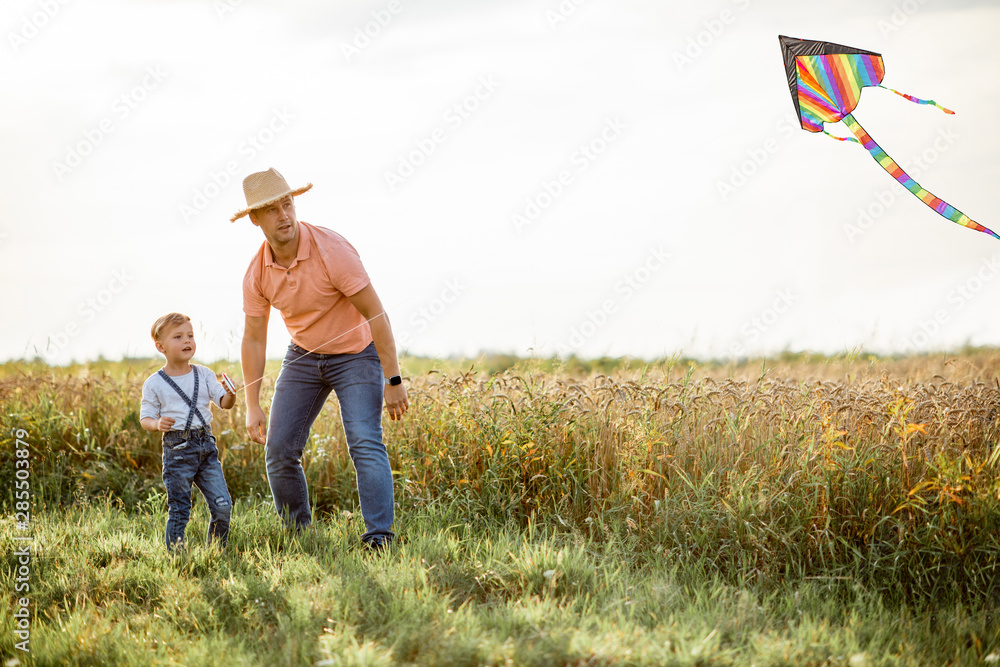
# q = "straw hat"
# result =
<box><xmin>230</xmin><ymin>168</ymin><xmax>312</xmax><ymax>222</ymax></box>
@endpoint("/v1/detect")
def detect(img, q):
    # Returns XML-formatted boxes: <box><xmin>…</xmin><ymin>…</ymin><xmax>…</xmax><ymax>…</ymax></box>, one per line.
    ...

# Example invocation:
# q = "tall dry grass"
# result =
<box><xmin>2</xmin><ymin>353</ymin><xmax>999</xmax><ymax>600</ymax></box>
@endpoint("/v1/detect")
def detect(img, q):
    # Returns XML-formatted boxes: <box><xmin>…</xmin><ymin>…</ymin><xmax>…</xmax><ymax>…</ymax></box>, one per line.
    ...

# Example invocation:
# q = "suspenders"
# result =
<box><xmin>158</xmin><ymin>367</ymin><xmax>209</xmax><ymax>433</ymax></box>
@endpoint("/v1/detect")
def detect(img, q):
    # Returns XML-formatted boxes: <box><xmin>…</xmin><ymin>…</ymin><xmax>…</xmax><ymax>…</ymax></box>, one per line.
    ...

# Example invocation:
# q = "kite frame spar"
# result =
<box><xmin>778</xmin><ymin>35</ymin><xmax>997</xmax><ymax>240</ymax></box>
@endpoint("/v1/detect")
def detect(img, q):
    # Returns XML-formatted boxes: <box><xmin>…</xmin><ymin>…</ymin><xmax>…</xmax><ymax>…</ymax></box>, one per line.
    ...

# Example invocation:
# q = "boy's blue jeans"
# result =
<box><xmin>162</xmin><ymin>428</ymin><xmax>232</xmax><ymax>550</ymax></box>
<box><xmin>265</xmin><ymin>341</ymin><xmax>395</xmax><ymax>545</ymax></box>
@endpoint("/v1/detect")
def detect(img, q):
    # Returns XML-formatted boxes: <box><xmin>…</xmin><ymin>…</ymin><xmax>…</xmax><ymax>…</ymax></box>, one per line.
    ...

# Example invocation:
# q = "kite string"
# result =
<box><xmin>234</xmin><ymin>312</ymin><xmax>387</xmax><ymax>393</ymax></box>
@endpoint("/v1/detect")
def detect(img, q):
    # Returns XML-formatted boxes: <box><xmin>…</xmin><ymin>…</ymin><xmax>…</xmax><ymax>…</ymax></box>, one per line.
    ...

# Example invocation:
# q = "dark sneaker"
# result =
<box><xmin>361</xmin><ymin>538</ymin><xmax>394</xmax><ymax>555</ymax></box>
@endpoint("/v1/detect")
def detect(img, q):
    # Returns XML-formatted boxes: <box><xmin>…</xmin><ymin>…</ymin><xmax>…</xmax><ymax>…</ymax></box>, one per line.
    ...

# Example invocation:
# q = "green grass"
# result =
<box><xmin>1</xmin><ymin>498</ymin><xmax>997</xmax><ymax>666</ymax></box>
<box><xmin>2</xmin><ymin>353</ymin><xmax>1000</xmax><ymax>664</ymax></box>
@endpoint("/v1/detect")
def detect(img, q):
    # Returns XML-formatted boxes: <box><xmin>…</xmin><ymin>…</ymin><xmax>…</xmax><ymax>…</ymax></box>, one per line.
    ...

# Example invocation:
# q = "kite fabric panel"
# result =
<box><xmin>778</xmin><ymin>35</ymin><xmax>996</xmax><ymax>240</ymax></box>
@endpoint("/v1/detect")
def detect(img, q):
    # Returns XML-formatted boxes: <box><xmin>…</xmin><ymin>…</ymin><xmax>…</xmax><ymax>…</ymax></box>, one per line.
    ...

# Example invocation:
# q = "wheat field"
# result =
<box><xmin>1</xmin><ymin>352</ymin><xmax>999</xmax><ymax>664</ymax></box>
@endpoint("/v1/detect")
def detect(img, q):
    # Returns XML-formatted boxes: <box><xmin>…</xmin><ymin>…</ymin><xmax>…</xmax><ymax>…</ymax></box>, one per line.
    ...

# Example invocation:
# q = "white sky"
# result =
<box><xmin>3</xmin><ymin>0</ymin><xmax>999</xmax><ymax>364</ymax></box>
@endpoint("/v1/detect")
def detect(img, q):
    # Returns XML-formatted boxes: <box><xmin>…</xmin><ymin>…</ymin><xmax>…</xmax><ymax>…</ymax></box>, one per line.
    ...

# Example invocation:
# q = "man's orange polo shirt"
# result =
<box><xmin>243</xmin><ymin>221</ymin><xmax>373</xmax><ymax>354</ymax></box>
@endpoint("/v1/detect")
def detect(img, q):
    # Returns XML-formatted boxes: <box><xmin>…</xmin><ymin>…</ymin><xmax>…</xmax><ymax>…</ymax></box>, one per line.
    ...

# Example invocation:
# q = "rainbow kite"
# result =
<box><xmin>778</xmin><ymin>35</ymin><xmax>997</xmax><ymax>240</ymax></box>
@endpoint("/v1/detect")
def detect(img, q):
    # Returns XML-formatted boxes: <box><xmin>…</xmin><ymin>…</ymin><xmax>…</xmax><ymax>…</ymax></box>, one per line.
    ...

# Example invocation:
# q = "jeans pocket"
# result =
<box><xmin>169</xmin><ymin>441</ymin><xmax>189</xmax><ymax>451</ymax></box>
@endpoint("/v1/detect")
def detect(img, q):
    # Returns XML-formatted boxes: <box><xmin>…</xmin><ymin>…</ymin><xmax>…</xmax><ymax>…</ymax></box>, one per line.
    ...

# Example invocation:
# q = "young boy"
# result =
<box><xmin>140</xmin><ymin>313</ymin><xmax>236</xmax><ymax>551</ymax></box>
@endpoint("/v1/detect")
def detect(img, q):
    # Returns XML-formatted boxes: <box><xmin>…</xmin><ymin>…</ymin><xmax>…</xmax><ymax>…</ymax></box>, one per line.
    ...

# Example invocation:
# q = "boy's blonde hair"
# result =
<box><xmin>151</xmin><ymin>313</ymin><xmax>191</xmax><ymax>342</ymax></box>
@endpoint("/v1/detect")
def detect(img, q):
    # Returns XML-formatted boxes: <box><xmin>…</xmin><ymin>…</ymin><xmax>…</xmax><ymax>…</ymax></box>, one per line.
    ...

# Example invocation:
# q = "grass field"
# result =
<box><xmin>2</xmin><ymin>351</ymin><xmax>1000</xmax><ymax>665</ymax></box>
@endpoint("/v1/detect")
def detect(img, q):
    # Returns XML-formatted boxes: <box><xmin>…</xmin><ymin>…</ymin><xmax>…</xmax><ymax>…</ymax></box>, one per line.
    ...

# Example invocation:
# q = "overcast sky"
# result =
<box><xmin>3</xmin><ymin>0</ymin><xmax>999</xmax><ymax>365</ymax></box>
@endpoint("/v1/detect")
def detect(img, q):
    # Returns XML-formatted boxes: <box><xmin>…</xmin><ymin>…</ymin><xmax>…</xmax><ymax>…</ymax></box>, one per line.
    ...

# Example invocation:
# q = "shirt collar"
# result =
<box><xmin>264</xmin><ymin>221</ymin><xmax>313</xmax><ymax>269</ymax></box>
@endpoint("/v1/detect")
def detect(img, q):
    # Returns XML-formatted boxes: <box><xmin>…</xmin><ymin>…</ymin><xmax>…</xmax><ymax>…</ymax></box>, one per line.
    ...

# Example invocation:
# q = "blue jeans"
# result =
<box><xmin>162</xmin><ymin>428</ymin><xmax>232</xmax><ymax>550</ymax></box>
<box><xmin>265</xmin><ymin>341</ymin><xmax>394</xmax><ymax>544</ymax></box>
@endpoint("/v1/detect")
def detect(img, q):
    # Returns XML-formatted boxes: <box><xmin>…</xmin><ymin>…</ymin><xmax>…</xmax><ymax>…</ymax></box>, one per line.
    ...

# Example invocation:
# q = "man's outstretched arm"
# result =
<box><xmin>241</xmin><ymin>312</ymin><xmax>270</xmax><ymax>443</ymax></box>
<box><xmin>348</xmin><ymin>283</ymin><xmax>409</xmax><ymax>421</ymax></box>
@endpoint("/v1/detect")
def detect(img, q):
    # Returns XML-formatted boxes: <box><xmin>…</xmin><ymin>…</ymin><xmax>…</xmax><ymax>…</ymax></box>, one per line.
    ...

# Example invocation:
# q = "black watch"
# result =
<box><xmin>384</xmin><ymin>375</ymin><xmax>402</xmax><ymax>386</ymax></box>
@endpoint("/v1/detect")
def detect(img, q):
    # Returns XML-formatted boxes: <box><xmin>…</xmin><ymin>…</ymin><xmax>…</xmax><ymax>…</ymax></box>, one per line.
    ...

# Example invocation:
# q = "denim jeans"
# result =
<box><xmin>265</xmin><ymin>341</ymin><xmax>394</xmax><ymax>544</ymax></box>
<box><xmin>162</xmin><ymin>427</ymin><xmax>232</xmax><ymax>550</ymax></box>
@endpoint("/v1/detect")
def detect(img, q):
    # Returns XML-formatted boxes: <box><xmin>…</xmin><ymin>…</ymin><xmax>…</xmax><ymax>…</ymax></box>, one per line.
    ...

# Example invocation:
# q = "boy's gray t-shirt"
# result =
<box><xmin>140</xmin><ymin>364</ymin><xmax>226</xmax><ymax>430</ymax></box>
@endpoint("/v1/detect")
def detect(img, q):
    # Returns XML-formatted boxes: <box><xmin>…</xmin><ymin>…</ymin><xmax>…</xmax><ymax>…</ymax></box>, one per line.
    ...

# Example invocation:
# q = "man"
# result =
<box><xmin>233</xmin><ymin>167</ymin><xmax>408</xmax><ymax>549</ymax></box>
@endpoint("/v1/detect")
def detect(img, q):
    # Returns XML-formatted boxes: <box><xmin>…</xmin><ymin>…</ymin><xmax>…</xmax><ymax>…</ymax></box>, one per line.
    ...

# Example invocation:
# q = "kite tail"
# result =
<box><xmin>877</xmin><ymin>84</ymin><xmax>955</xmax><ymax>114</ymax></box>
<box><xmin>841</xmin><ymin>113</ymin><xmax>998</xmax><ymax>240</ymax></box>
<box><xmin>822</xmin><ymin>130</ymin><xmax>859</xmax><ymax>144</ymax></box>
